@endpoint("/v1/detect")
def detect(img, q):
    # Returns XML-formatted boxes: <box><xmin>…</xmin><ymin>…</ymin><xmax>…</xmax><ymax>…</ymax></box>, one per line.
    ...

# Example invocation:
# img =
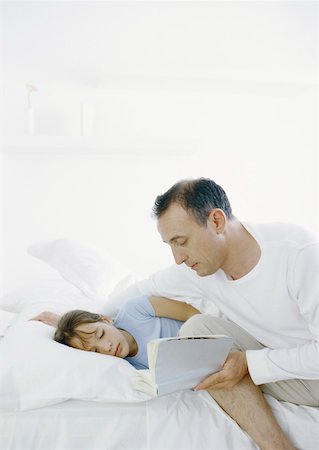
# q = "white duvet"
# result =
<box><xmin>1</xmin><ymin>391</ymin><xmax>318</xmax><ymax>450</ymax></box>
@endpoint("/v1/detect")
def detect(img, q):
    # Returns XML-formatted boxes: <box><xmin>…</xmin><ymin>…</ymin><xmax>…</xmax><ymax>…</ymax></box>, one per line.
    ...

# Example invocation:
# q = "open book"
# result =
<box><xmin>132</xmin><ymin>334</ymin><xmax>233</xmax><ymax>397</ymax></box>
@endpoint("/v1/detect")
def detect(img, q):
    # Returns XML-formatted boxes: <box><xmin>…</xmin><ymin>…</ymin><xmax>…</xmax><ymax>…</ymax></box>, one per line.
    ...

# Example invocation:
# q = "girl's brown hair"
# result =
<box><xmin>54</xmin><ymin>309</ymin><xmax>104</xmax><ymax>349</ymax></box>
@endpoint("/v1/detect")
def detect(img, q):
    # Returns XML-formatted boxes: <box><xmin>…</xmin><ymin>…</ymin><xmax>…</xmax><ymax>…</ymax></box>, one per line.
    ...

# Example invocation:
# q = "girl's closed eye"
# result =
<box><xmin>99</xmin><ymin>330</ymin><xmax>104</xmax><ymax>339</ymax></box>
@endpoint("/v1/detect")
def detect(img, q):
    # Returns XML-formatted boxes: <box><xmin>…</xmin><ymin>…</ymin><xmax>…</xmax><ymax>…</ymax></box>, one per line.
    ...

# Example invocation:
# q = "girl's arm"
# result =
<box><xmin>149</xmin><ymin>296</ymin><xmax>200</xmax><ymax>321</ymax></box>
<box><xmin>30</xmin><ymin>311</ymin><xmax>61</xmax><ymax>327</ymax></box>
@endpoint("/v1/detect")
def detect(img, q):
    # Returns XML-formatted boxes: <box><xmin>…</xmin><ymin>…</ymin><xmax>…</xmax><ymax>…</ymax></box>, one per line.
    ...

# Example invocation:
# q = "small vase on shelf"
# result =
<box><xmin>25</xmin><ymin>83</ymin><xmax>37</xmax><ymax>136</ymax></box>
<box><xmin>26</xmin><ymin>107</ymin><xmax>34</xmax><ymax>136</ymax></box>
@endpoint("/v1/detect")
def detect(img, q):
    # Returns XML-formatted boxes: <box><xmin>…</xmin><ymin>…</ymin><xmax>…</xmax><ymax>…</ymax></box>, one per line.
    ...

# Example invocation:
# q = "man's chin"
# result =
<box><xmin>195</xmin><ymin>267</ymin><xmax>215</xmax><ymax>277</ymax></box>
<box><xmin>187</xmin><ymin>264</ymin><xmax>213</xmax><ymax>277</ymax></box>
<box><xmin>196</xmin><ymin>270</ymin><xmax>206</xmax><ymax>277</ymax></box>
<box><xmin>192</xmin><ymin>267</ymin><xmax>205</xmax><ymax>276</ymax></box>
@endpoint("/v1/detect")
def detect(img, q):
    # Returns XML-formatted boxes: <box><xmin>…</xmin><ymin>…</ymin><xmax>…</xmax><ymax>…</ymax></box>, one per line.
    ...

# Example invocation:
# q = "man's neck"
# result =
<box><xmin>222</xmin><ymin>222</ymin><xmax>261</xmax><ymax>280</ymax></box>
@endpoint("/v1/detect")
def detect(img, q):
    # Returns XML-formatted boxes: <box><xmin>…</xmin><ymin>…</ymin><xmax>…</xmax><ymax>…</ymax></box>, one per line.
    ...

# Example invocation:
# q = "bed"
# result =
<box><xmin>1</xmin><ymin>391</ymin><xmax>318</xmax><ymax>450</ymax></box>
<box><xmin>1</xmin><ymin>238</ymin><xmax>318</xmax><ymax>450</ymax></box>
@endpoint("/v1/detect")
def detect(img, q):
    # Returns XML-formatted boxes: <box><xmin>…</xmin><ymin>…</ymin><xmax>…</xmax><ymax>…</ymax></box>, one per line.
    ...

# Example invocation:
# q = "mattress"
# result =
<box><xmin>1</xmin><ymin>390</ymin><xmax>318</xmax><ymax>450</ymax></box>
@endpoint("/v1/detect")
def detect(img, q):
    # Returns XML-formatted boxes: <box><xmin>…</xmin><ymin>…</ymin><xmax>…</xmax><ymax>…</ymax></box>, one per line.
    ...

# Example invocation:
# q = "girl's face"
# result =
<box><xmin>69</xmin><ymin>318</ymin><xmax>132</xmax><ymax>359</ymax></box>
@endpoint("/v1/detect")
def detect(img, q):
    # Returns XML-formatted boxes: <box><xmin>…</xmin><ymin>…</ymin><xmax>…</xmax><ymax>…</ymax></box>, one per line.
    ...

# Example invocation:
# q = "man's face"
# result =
<box><xmin>69</xmin><ymin>319</ymin><xmax>130</xmax><ymax>358</ymax></box>
<box><xmin>157</xmin><ymin>203</ymin><xmax>227</xmax><ymax>277</ymax></box>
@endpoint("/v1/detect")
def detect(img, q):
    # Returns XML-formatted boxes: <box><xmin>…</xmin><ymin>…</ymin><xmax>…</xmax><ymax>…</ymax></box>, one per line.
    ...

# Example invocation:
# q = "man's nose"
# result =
<box><xmin>172</xmin><ymin>247</ymin><xmax>187</xmax><ymax>265</ymax></box>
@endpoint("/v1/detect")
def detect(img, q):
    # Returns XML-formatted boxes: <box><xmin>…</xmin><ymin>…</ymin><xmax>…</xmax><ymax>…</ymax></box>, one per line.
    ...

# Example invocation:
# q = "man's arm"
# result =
<box><xmin>197</xmin><ymin>242</ymin><xmax>319</xmax><ymax>390</ymax></box>
<box><xmin>137</xmin><ymin>263</ymin><xmax>203</xmax><ymax>303</ymax></box>
<box><xmin>247</xmin><ymin>242</ymin><xmax>319</xmax><ymax>385</ymax></box>
<box><xmin>149</xmin><ymin>296</ymin><xmax>200</xmax><ymax>321</ymax></box>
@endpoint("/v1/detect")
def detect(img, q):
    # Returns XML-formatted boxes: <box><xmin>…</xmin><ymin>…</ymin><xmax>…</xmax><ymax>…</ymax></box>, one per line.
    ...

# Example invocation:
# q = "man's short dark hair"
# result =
<box><xmin>152</xmin><ymin>178</ymin><xmax>234</xmax><ymax>225</ymax></box>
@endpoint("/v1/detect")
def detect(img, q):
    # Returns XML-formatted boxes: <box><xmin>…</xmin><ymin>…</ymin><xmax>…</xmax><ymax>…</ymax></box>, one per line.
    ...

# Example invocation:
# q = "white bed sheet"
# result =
<box><xmin>1</xmin><ymin>390</ymin><xmax>318</xmax><ymax>450</ymax></box>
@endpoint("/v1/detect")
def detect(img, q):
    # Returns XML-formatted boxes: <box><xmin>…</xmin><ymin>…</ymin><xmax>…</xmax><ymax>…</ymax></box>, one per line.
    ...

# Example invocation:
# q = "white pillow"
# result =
<box><xmin>0</xmin><ymin>314</ymin><xmax>150</xmax><ymax>411</ymax></box>
<box><xmin>27</xmin><ymin>239</ymin><xmax>136</xmax><ymax>303</ymax></box>
<box><xmin>0</xmin><ymin>310</ymin><xmax>17</xmax><ymax>336</ymax></box>
<box><xmin>0</xmin><ymin>278</ymin><xmax>94</xmax><ymax>313</ymax></box>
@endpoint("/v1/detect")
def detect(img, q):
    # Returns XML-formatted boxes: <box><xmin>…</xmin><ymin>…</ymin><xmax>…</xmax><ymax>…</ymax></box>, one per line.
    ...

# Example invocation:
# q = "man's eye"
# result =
<box><xmin>179</xmin><ymin>240</ymin><xmax>187</xmax><ymax>246</ymax></box>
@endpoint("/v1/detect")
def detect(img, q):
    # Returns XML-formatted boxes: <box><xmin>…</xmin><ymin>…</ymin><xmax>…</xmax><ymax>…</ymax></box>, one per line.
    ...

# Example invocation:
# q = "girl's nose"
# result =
<box><xmin>107</xmin><ymin>342</ymin><xmax>113</xmax><ymax>353</ymax></box>
<box><xmin>99</xmin><ymin>341</ymin><xmax>113</xmax><ymax>355</ymax></box>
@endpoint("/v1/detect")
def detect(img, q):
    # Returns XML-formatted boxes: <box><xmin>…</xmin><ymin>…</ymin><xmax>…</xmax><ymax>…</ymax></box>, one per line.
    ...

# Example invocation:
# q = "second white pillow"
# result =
<box><xmin>27</xmin><ymin>238</ymin><xmax>136</xmax><ymax>302</ymax></box>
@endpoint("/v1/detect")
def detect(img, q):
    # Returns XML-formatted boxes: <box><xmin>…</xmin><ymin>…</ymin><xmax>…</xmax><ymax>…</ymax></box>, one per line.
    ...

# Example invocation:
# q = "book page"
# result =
<box><xmin>152</xmin><ymin>336</ymin><xmax>233</xmax><ymax>396</ymax></box>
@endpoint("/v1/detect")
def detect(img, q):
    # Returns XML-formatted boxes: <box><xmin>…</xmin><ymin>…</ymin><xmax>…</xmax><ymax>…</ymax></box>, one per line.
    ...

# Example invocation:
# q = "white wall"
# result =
<box><xmin>1</xmin><ymin>143</ymin><xmax>317</xmax><ymax>292</ymax></box>
<box><xmin>0</xmin><ymin>1</ymin><xmax>317</xmax><ymax>292</ymax></box>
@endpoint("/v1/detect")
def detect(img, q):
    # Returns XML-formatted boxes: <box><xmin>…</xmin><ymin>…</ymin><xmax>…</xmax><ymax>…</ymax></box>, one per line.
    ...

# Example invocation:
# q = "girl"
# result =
<box><xmin>32</xmin><ymin>295</ymin><xmax>200</xmax><ymax>369</ymax></box>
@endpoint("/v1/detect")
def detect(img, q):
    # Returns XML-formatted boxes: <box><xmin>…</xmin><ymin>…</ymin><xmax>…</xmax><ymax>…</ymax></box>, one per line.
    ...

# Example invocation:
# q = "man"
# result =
<box><xmin>137</xmin><ymin>177</ymin><xmax>319</xmax><ymax>450</ymax></box>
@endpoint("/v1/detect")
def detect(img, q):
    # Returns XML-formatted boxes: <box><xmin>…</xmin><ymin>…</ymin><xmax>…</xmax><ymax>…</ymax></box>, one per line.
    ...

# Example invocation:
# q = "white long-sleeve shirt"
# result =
<box><xmin>135</xmin><ymin>222</ymin><xmax>319</xmax><ymax>386</ymax></box>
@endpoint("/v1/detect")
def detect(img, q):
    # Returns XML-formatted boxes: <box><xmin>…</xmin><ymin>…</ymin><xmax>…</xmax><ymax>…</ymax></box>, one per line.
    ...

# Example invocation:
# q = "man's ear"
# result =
<box><xmin>207</xmin><ymin>208</ymin><xmax>227</xmax><ymax>234</ymax></box>
<box><xmin>100</xmin><ymin>316</ymin><xmax>114</xmax><ymax>324</ymax></box>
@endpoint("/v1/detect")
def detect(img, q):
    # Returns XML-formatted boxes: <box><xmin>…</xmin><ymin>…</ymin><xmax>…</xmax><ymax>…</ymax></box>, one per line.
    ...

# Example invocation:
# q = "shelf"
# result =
<box><xmin>0</xmin><ymin>136</ymin><xmax>198</xmax><ymax>156</ymax></box>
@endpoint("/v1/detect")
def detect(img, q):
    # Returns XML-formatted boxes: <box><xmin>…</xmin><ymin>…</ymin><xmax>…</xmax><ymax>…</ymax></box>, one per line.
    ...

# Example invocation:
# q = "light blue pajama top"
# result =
<box><xmin>114</xmin><ymin>295</ymin><xmax>183</xmax><ymax>369</ymax></box>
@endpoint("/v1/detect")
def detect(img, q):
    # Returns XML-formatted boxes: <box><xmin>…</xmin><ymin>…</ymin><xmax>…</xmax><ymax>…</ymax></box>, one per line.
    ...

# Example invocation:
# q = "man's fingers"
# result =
<box><xmin>195</xmin><ymin>377</ymin><xmax>238</xmax><ymax>391</ymax></box>
<box><xmin>194</xmin><ymin>372</ymin><xmax>225</xmax><ymax>391</ymax></box>
<box><xmin>193</xmin><ymin>352</ymin><xmax>249</xmax><ymax>391</ymax></box>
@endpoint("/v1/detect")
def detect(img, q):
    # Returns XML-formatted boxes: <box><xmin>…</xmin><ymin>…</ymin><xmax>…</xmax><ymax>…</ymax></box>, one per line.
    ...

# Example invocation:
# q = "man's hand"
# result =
<box><xmin>29</xmin><ymin>311</ymin><xmax>61</xmax><ymax>328</ymax></box>
<box><xmin>194</xmin><ymin>351</ymin><xmax>248</xmax><ymax>391</ymax></box>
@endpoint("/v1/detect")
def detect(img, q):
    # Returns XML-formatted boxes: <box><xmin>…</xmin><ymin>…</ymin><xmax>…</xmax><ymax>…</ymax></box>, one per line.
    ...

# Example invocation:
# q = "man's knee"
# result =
<box><xmin>179</xmin><ymin>314</ymin><xmax>223</xmax><ymax>337</ymax></box>
<box><xmin>179</xmin><ymin>315</ymin><xmax>264</xmax><ymax>353</ymax></box>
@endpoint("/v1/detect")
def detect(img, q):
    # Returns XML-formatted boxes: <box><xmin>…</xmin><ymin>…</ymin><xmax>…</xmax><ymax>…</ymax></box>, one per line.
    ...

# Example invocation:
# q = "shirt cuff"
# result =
<box><xmin>246</xmin><ymin>348</ymin><xmax>274</xmax><ymax>385</ymax></box>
